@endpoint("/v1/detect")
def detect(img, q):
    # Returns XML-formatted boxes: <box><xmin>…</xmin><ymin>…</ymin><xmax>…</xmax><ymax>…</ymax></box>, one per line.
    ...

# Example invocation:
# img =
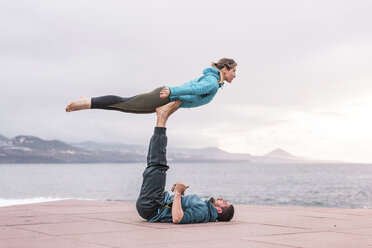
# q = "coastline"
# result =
<box><xmin>0</xmin><ymin>198</ymin><xmax>71</xmax><ymax>208</ymax></box>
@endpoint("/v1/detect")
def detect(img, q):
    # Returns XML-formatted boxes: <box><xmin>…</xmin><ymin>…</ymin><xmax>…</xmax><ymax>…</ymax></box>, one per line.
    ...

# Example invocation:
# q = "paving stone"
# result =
<box><xmin>18</xmin><ymin>219</ymin><xmax>153</xmax><ymax>236</ymax></box>
<box><xmin>244</xmin><ymin>231</ymin><xmax>370</xmax><ymax>248</ymax></box>
<box><xmin>0</xmin><ymin>226</ymin><xmax>45</xmax><ymax>240</ymax></box>
<box><xmin>0</xmin><ymin>200</ymin><xmax>371</xmax><ymax>248</ymax></box>
<box><xmin>0</xmin><ymin>236</ymin><xmax>111</xmax><ymax>248</ymax></box>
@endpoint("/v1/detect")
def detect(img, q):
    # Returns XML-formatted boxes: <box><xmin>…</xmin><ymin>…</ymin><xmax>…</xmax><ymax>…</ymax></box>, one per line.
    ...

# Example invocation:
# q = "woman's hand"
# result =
<box><xmin>160</xmin><ymin>87</ymin><xmax>170</xmax><ymax>98</ymax></box>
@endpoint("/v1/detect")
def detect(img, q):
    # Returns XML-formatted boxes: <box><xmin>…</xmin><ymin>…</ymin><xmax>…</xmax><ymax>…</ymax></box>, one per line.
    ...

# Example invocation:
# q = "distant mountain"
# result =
<box><xmin>0</xmin><ymin>135</ymin><xmax>143</xmax><ymax>163</ymax></box>
<box><xmin>253</xmin><ymin>148</ymin><xmax>342</xmax><ymax>164</ymax></box>
<box><xmin>0</xmin><ymin>134</ymin><xmax>346</xmax><ymax>164</ymax></box>
<box><xmin>265</xmin><ymin>148</ymin><xmax>296</xmax><ymax>158</ymax></box>
<box><xmin>71</xmin><ymin>141</ymin><xmax>146</xmax><ymax>153</ymax></box>
<box><xmin>0</xmin><ymin>135</ymin><xmax>10</xmax><ymax>146</ymax></box>
<box><xmin>12</xmin><ymin>136</ymin><xmax>80</xmax><ymax>152</ymax></box>
<box><xmin>168</xmin><ymin>146</ymin><xmax>253</xmax><ymax>162</ymax></box>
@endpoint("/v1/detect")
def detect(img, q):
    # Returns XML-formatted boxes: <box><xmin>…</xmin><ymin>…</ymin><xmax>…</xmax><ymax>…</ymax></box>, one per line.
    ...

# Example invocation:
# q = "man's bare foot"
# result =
<box><xmin>65</xmin><ymin>96</ymin><xmax>91</xmax><ymax>112</ymax></box>
<box><xmin>156</xmin><ymin>101</ymin><xmax>182</xmax><ymax>118</ymax></box>
<box><xmin>155</xmin><ymin>101</ymin><xmax>182</xmax><ymax>127</ymax></box>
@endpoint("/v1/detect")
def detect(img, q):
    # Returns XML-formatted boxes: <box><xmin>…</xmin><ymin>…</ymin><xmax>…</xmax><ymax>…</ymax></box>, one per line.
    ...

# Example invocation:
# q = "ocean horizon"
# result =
<box><xmin>1</xmin><ymin>162</ymin><xmax>371</xmax><ymax>209</ymax></box>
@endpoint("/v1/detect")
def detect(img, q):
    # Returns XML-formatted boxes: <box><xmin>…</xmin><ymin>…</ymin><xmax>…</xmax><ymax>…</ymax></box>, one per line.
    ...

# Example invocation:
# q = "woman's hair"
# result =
<box><xmin>211</xmin><ymin>58</ymin><xmax>237</xmax><ymax>70</ymax></box>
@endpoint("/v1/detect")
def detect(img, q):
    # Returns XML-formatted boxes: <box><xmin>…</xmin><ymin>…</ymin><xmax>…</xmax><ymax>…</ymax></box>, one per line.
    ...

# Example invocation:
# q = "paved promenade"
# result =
<box><xmin>0</xmin><ymin>199</ymin><xmax>371</xmax><ymax>248</ymax></box>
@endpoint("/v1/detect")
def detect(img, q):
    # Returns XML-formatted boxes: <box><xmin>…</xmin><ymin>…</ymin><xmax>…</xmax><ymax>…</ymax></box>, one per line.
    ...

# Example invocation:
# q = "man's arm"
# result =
<box><xmin>171</xmin><ymin>182</ymin><xmax>189</xmax><ymax>223</ymax></box>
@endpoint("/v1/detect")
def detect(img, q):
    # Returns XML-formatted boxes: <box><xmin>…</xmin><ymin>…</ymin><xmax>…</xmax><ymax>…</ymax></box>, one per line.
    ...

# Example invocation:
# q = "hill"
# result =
<box><xmin>0</xmin><ymin>134</ymin><xmax>343</xmax><ymax>164</ymax></box>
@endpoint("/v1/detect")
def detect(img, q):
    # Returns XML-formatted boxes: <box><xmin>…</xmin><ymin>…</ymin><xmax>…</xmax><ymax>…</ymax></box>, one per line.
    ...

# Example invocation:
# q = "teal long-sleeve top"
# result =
<box><xmin>166</xmin><ymin>67</ymin><xmax>224</xmax><ymax>108</ymax></box>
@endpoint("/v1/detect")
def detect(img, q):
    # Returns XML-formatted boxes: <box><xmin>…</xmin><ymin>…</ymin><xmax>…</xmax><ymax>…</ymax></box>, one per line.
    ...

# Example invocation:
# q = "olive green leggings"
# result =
<box><xmin>91</xmin><ymin>87</ymin><xmax>170</xmax><ymax>114</ymax></box>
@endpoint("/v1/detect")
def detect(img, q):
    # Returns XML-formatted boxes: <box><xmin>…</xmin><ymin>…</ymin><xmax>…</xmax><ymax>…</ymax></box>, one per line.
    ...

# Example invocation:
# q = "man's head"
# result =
<box><xmin>210</xmin><ymin>197</ymin><xmax>234</xmax><ymax>221</ymax></box>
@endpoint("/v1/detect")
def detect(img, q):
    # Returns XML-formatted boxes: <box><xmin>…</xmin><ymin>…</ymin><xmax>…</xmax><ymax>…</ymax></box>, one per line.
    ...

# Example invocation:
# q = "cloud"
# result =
<box><xmin>1</xmin><ymin>0</ymin><xmax>372</xmax><ymax>162</ymax></box>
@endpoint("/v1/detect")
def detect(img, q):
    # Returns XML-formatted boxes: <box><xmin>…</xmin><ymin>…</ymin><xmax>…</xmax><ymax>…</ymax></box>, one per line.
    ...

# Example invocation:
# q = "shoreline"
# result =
<box><xmin>1</xmin><ymin>198</ymin><xmax>371</xmax><ymax>210</ymax></box>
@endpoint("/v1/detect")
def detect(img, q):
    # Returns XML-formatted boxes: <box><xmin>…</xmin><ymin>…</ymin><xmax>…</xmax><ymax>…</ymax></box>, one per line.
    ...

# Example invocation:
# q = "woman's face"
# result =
<box><xmin>222</xmin><ymin>66</ymin><xmax>237</xmax><ymax>83</ymax></box>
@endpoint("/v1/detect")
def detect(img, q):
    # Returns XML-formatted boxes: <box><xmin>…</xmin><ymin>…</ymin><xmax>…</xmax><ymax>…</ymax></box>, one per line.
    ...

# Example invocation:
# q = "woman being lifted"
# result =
<box><xmin>65</xmin><ymin>58</ymin><xmax>237</xmax><ymax>113</ymax></box>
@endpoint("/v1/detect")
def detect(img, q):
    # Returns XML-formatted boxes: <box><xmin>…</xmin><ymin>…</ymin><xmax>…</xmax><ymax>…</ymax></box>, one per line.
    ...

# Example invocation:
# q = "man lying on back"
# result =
<box><xmin>136</xmin><ymin>101</ymin><xmax>234</xmax><ymax>223</ymax></box>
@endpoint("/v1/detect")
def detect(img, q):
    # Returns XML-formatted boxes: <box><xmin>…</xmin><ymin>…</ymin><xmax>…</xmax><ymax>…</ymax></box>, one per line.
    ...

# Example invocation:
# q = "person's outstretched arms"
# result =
<box><xmin>171</xmin><ymin>182</ymin><xmax>189</xmax><ymax>223</ymax></box>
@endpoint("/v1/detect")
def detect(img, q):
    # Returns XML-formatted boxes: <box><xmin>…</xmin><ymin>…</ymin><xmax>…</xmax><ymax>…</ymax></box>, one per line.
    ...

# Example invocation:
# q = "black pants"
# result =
<box><xmin>91</xmin><ymin>87</ymin><xmax>170</xmax><ymax>114</ymax></box>
<box><xmin>136</xmin><ymin>127</ymin><xmax>169</xmax><ymax>220</ymax></box>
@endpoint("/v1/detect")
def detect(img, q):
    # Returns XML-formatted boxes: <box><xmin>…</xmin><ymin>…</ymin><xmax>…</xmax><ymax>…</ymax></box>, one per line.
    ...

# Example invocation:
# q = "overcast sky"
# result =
<box><xmin>1</xmin><ymin>0</ymin><xmax>372</xmax><ymax>163</ymax></box>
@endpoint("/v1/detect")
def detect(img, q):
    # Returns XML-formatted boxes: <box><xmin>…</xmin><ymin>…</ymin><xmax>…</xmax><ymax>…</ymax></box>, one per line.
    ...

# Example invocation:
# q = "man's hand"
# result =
<box><xmin>160</xmin><ymin>87</ymin><xmax>170</xmax><ymax>98</ymax></box>
<box><xmin>171</xmin><ymin>182</ymin><xmax>189</xmax><ymax>196</ymax></box>
<box><xmin>171</xmin><ymin>182</ymin><xmax>188</xmax><ymax>223</ymax></box>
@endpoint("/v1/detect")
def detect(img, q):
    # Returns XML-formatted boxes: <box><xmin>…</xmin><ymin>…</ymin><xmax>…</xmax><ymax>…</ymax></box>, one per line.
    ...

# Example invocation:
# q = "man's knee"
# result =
<box><xmin>136</xmin><ymin>197</ymin><xmax>158</xmax><ymax>220</ymax></box>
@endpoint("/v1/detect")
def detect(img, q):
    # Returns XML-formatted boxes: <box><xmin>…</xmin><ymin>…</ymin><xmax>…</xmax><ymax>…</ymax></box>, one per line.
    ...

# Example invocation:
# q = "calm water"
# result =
<box><xmin>1</xmin><ymin>163</ymin><xmax>371</xmax><ymax>208</ymax></box>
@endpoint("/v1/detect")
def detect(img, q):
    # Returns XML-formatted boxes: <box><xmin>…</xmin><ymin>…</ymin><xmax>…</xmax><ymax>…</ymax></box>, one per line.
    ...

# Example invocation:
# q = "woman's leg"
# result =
<box><xmin>65</xmin><ymin>96</ymin><xmax>91</xmax><ymax>112</ymax></box>
<box><xmin>66</xmin><ymin>87</ymin><xmax>170</xmax><ymax>114</ymax></box>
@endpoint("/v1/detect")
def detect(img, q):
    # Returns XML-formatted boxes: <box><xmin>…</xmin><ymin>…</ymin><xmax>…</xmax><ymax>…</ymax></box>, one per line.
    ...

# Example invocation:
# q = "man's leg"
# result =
<box><xmin>136</xmin><ymin>101</ymin><xmax>181</xmax><ymax>220</ymax></box>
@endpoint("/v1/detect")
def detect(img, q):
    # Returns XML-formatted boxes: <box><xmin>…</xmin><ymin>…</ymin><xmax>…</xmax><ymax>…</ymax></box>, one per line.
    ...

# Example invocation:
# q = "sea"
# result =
<box><xmin>1</xmin><ymin>162</ymin><xmax>372</xmax><ymax>209</ymax></box>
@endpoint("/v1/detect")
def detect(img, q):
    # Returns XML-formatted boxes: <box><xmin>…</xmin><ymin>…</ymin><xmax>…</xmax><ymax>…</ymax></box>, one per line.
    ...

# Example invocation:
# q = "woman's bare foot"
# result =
<box><xmin>65</xmin><ymin>96</ymin><xmax>91</xmax><ymax>112</ymax></box>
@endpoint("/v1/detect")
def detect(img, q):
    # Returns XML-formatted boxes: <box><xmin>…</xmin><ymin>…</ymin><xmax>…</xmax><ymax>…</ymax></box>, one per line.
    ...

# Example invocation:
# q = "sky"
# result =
<box><xmin>1</xmin><ymin>0</ymin><xmax>372</xmax><ymax>163</ymax></box>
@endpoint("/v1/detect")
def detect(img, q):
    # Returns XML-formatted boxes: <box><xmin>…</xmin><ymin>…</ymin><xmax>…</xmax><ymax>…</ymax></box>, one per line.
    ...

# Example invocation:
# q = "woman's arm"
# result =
<box><xmin>167</xmin><ymin>78</ymin><xmax>217</xmax><ymax>97</ymax></box>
